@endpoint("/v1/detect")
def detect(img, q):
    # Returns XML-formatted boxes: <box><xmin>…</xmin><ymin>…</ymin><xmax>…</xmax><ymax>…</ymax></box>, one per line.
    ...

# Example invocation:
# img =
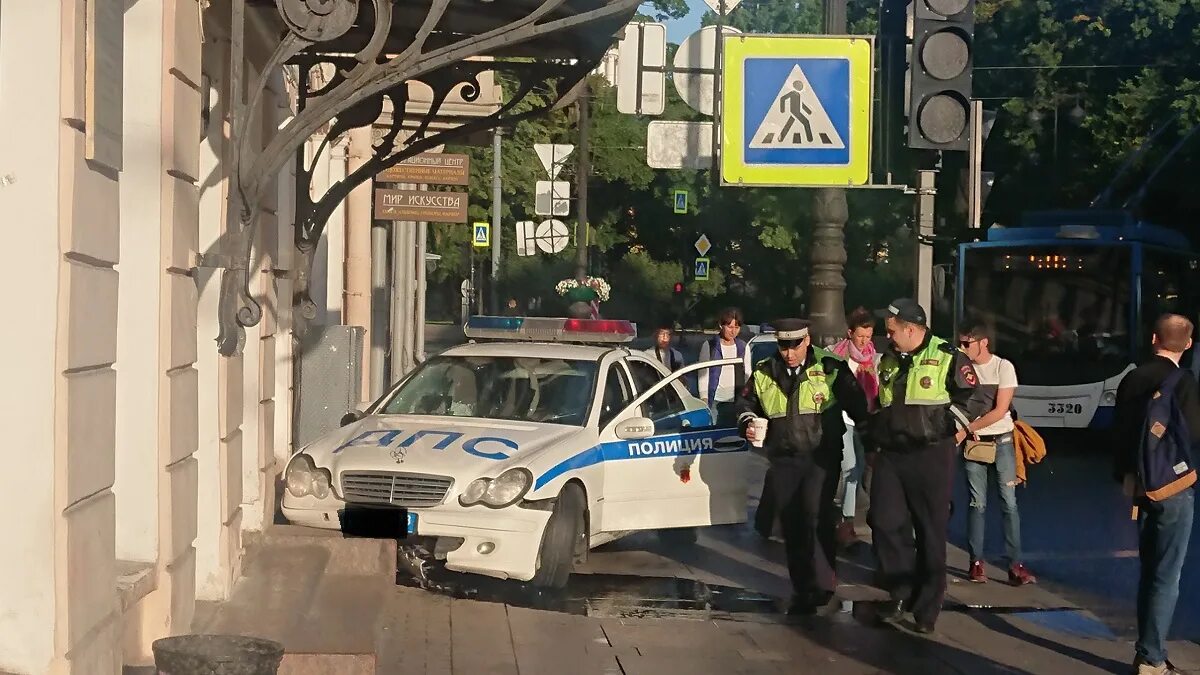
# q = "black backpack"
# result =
<box><xmin>1137</xmin><ymin>368</ymin><xmax>1198</xmax><ymax>501</ymax></box>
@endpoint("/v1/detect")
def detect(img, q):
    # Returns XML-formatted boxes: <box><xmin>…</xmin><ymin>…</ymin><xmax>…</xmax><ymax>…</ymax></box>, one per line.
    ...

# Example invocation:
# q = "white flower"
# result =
<box><xmin>555</xmin><ymin>276</ymin><xmax>611</xmax><ymax>302</ymax></box>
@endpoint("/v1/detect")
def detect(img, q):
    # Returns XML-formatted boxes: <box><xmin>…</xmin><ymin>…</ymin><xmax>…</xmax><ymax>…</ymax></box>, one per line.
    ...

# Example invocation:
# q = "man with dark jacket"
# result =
<box><xmin>1113</xmin><ymin>314</ymin><xmax>1200</xmax><ymax>675</ymax></box>
<box><xmin>867</xmin><ymin>299</ymin><xmax>978</xmax><ymax>634</ymax></box>
<box><xmin>736</xmin><ymin>318</ymin><xmax>871</xmax><ymax>615</ymax></box>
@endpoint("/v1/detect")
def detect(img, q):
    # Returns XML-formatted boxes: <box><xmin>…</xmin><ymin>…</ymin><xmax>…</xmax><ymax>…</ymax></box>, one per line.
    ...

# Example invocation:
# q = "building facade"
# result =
<box><xmin>0</xmin><ymin>1</ymin><xmax>293</xmax><ymax>671</ymax></box>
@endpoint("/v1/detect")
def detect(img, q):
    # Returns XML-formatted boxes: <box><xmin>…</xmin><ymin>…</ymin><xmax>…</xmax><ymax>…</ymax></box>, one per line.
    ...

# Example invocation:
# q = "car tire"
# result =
<box><xmin>657</xmin><ymin>526</ymin><xmax>698</xmax><ymax>547</ymax></box>
<box><xmin>530</xmin><ymin>483</ymin><xmax>586</xmax><ymax>589</ymax></box>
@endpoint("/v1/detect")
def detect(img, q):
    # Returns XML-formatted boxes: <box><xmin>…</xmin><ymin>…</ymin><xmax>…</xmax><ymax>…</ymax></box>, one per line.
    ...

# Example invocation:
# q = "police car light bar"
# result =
<box><xmin>464</xmin><ymin>316</ymin><xmax>636</xmax><ymax>343</ymax></box>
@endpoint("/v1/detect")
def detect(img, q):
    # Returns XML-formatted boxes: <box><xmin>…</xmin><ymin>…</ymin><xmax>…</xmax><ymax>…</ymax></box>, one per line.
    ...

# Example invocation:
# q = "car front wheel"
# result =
<box><xmin>530</xmin><ymin>483</ymin><xmax>586</xmax><ymax>589</ymax></box>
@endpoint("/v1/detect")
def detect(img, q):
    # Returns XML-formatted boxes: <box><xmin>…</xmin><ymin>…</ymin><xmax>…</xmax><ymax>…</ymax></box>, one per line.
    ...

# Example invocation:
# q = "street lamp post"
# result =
<box><xmin>809</xmin><ymin>0</ymin><xmax>850</xmax><ymax>345</ymax></box>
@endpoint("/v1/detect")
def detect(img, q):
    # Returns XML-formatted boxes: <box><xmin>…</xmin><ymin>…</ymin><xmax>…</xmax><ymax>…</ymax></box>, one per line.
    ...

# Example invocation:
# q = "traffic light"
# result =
<box><xmin>673</xmin><ymin>282</ymin><xmax>684</xmax><ymax>295</ymax></box>
<box><xmin>907</xmin><ymin>0</ymin><xmax>976</xmax><ymax>151</ymax></box>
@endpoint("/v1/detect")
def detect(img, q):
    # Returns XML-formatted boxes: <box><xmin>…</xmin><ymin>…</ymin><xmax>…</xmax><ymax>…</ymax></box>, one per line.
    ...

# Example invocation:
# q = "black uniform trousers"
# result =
<box><xmin>867</xmin><ymin>438</ymin><xmax>954</xmax><ymax>625</ymax></box>
<box><xmin>770</xmin><ymin>452</ymin><xmax>841</xmax><ymax>601</ymax></box>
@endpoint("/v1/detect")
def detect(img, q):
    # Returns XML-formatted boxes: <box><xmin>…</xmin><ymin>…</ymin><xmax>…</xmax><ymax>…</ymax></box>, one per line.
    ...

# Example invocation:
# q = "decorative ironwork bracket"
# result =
<box><xmin>219</xmin><ymin>0</ymin><xmax>638</xmax><ymax>355</ymax></box>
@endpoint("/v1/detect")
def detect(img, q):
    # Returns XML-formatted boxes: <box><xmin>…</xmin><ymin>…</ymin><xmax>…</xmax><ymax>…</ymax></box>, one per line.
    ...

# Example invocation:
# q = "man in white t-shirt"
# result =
<box><xmin>697</xmin><ymin>307</ymin><xmax>747</xmax><ymax>427</ymax></box>
<box><xmin>957</xmin><ymin>321</ymin><xmax>1037</xmax><ymax>587</ymax></box>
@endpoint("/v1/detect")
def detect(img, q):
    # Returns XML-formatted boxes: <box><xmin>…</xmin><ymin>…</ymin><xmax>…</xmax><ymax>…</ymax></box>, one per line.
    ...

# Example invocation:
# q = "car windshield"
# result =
<box><xmin>960</xmin><ymin>244</ymin><xmax>1132</xmax><ymax>385</ymax></box>
<box><xmin>379</xmin><ymin>355</ymin><xmax>599</xmax><ymax>426</ymax></box>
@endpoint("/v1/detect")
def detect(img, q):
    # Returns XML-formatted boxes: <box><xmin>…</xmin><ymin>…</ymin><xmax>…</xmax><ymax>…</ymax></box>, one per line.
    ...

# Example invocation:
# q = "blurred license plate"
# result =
<box><xmin>406</xmin><ymin>511</ymin><xmax>418</xmax><ymax>535</ymax></box>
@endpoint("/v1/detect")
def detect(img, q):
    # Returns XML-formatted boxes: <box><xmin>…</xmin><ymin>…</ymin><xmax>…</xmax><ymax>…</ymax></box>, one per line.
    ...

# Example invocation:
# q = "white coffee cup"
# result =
<box><xmin>749</xmin><ymin>417</ymin><xmax>768</xmax><ymax>448</ymax></box>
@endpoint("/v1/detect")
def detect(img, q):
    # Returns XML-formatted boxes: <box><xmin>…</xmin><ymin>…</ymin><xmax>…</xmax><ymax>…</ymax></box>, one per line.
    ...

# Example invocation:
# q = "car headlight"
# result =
<box><xmin>459</xmin><ymin>478</ymin><xmax>490</xmax><ymax>506</ymax></box>
<box><xmin>285</xmin><ymin>454</ymin><xmax>332</xmax><ymax>499</ymax></box>
<box><xmin>458</xmin><ymin>468</ymin><xmax>532</xmax><ymax>508</ymax></box>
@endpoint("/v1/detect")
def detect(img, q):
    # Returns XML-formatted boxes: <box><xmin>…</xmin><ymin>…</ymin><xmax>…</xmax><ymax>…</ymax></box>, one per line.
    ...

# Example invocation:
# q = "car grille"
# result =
<box><xmin>340</xmin><ymin>471</ymin><xmax>453</xmax><ymax>507</ymax></box>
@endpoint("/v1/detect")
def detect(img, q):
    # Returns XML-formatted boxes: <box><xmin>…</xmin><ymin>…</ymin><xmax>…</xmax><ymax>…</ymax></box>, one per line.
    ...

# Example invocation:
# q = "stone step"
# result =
<box><xmin>245</xmin><ymin>524</ymin><xmax>397</xmax><ymax>578</ymax></box>
<box><xmin>197</xmin><ymin>543</ymin><xmax>330</xmax><ymax>643</ymax></box>
<box><xmin>192</xmin><ymin>527</ymin><xmax>395</xmax><ymax>674</ymax></box>
<box><xmin>277</xmin><ymin>575</ymin><xmax>391</xmax><ymax>675</ymax></box>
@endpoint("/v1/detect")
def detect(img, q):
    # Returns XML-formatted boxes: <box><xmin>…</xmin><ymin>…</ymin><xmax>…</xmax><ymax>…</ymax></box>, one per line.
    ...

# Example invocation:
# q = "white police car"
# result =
<box><xmin>282</xmin><ymin>316</ymin><xmax>749</xmax><ymax>588</ymax></box>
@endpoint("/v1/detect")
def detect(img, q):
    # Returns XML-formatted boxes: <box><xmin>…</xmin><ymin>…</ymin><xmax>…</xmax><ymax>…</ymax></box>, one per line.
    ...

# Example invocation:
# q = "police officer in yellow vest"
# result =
<box><xmin>868</xmin><ymin>299</ymin><xmax>978</xmax><ymax>633</ymax></box>
<box><xmin>736</xmin><ymin>319</ymin><xmax>871</xmax><ymax>615</ymax></box>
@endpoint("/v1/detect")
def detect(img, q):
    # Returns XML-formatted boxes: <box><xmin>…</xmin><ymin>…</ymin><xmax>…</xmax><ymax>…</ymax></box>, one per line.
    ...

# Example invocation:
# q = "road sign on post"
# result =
<box><xmin>720</xmin><ymin>35</ymin><xmax>873</xmax><ymax>187</ymax></box>
<box><xmin>694</xmin><ymin>257</ymin><xmax>711</xmax><ymax>280</ymax></box>
<box><xmin>616</xmin><ymin>22</ymin><xmax>667</xmax><ymax>115</ymax></box>
<box><xmin>674</xmin><ymin>25</ymin><xmax>742</xmax><ymax>116</ymax></box>
<box><xmin>647</xmin><ymin>120</ymin><xmax>714</xmax><ymax>169</ymax></box>
<box><xmin>673</xmin><ymin>190</ymin><xmax>688</xmax><ymax>214</ymax></box>
<box><xmin>694</xmin><ymin>234</ymin><xmax>712</xmax><ymax>256</ymax></box>
<box><xmin>534</xmin><ymin>219</ymin><xmax>571</xmax><ymax>254</ymax></box>
<box><xmin>535</xmin><ymin>180</ymin><xmax>571</xmax><ymax>216</ymax></box>
<box><xmin>515</xmin><ymin>221</ymin><xmax>537</xmax><ymax>257</ymax></box>
<box><xmin>472</xmin><ymin>222</ymin><xmax>490</xmax><ymax>248</ymax></box>
<box><xmin>534</xmin><ymin>144</ymin><xmax>574</xmax><ymax>179</ymax></box>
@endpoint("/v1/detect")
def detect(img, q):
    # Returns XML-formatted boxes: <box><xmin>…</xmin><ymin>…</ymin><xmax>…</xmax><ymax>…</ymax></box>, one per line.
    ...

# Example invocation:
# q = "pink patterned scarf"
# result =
<box><xmin>832</xmin><ymin>338</ymin><xmax>879</xmax><ymax>412</ymax></box>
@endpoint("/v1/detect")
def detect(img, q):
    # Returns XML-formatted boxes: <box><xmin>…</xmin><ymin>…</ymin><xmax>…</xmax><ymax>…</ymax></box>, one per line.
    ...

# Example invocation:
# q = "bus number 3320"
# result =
<box><xmin>1047</xmin><ymin>402</ymin><xmax>1083</xmax><ymax>415</ymax></box>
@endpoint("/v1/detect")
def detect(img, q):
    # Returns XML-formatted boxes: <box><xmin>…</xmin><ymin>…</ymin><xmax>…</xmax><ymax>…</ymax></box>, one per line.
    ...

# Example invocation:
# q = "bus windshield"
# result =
<box><xmin>960</xmin><ymin>244</ymin><xmax>1132</xmax><ymax>386</ymax></box>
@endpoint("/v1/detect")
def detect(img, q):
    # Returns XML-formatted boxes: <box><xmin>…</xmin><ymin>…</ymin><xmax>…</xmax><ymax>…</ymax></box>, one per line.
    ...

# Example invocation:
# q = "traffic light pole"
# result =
<box><xmin>914</xmin><ymin>168</ymin><xmax>936</xmax><ymax>320</ymax></box>
<box><xmin>967</xmin><ymin>100</ymin><xmax>983</xmax><ymax>228</ymax></box>
<box><xmin>809</xmin><ymin>0</ymin><xmax>849</xmax><ymax>345</ymax></box>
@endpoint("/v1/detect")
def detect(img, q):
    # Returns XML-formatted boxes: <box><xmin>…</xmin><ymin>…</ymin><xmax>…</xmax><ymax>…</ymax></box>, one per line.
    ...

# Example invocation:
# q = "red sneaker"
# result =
<box><xmin>969</xmin><ymin>560</ymin><xmax>987</xmax><ymax>583</ymax></box>
<box><xmin>1008</xmin><ymin>563</ymin><xmax>1038</xmax><ymax>586</ymax></box>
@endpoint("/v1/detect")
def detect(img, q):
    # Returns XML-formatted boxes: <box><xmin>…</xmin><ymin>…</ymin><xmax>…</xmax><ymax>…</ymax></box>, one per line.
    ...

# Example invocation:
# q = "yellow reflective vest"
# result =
<box><xmin>878</xmin><ymin>336</ymin><xmax>954</xmax><ymax>408</ymax></box>
<box><xmin>752</xmin><ymin>347</ymin><xmax>843</xmax><ymax>417</ymax></box>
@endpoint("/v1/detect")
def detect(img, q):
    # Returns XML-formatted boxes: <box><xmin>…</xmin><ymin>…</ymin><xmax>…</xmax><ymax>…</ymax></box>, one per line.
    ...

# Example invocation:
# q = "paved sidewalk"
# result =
<box><xmin>188</xmin><ymin>454</ymin><xmax>1200</xmax><ymax>674</ymax></box>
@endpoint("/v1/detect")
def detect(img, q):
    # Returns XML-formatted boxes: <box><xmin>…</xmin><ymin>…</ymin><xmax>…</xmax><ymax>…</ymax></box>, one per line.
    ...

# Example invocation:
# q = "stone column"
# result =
<box><xmin>344</xmin><ymin>127</ymin><xmax>374</xmax><ymax>404</ymax></box>
<box><xmin>809</xmin><ymin>0</ymin><xmax>850</xmax><ymax>344</ymax></box>
<box><xmin>809</xmin><ymin>188</ymin><xmax>849</xmax><ymax>344</ymax></box>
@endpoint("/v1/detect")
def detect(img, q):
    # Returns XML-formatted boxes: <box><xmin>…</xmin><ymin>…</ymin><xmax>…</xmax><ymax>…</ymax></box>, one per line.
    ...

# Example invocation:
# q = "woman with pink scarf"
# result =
<box><xmin>830</xmin><ymin>307</ymin><xmax>881</xmax><ymax>546</ymax></box>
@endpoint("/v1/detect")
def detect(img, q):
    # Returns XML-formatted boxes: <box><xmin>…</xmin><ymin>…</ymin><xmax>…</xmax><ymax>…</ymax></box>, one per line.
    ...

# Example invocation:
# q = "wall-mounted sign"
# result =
<box><xmin>377</xmin><ymin>153</ymin><xmax>471</xmax><ymax>186</ymax></box>
<box><xmin>374</xmin><ymin>189</ymin><xmax>469</xmax><ymax>223</ymax></box>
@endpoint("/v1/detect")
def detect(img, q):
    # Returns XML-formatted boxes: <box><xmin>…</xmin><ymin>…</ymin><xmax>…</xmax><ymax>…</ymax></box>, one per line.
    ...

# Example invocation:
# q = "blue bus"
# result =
<box><xmin>955</xmin><ymin>210</ymin><xmax>1200</xmax><ymax>429</ymax></box>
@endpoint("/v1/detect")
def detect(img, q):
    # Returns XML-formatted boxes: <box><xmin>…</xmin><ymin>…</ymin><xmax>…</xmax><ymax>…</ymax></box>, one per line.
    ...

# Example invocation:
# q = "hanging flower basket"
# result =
<box><xmin>555</xmin><ymin>276</ymin><xmax>611</xmax><ymax>303</ymax></box>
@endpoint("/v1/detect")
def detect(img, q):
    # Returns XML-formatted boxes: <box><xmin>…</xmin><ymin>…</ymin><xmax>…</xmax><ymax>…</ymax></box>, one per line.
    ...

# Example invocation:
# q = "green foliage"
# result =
<box><xmin>425</xmin><ymin>0</ymin><xmax>1200</xmax><ymax>328</ymax></box>
<box><xmin>973</xmin><ymin>0</ymin><xmax>1200</xmax><ymax>228</ymax></box>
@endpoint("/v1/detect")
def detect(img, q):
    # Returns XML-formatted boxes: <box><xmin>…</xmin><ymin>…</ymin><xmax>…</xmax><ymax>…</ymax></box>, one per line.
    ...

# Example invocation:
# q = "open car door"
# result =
<box><xmin>594</xmin><ymin>358</ymin><xmax>749</xmax><ymax>534</ymax></box>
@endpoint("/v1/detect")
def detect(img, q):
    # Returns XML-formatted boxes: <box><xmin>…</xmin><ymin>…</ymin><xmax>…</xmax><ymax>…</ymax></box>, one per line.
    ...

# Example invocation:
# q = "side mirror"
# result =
<box><xmin>615</xmin><ymin>417</ymin><xmax>655</xmax><ymax>440</ymax></box>
<box><xmin>340</xmin><ymin>410</ymin><xmax>363</xmax><ymax>427</ymax></box>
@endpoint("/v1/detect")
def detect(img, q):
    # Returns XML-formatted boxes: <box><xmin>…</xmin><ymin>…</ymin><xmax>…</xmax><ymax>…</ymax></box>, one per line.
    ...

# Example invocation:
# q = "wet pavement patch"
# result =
<box><xmin>396</xmin><ymin>558</ymin><xmax>781</xmax><ymax>619</ymax></box>
<box><xmin>975</xmin><ymin>608</ymin><xmax>1118</xmax><ymax>640</ymax></box>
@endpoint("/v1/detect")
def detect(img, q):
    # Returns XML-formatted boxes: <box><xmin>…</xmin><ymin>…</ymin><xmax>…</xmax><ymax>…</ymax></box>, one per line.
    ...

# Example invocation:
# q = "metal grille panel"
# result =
<box><xmin>295</xmin><ymin>325</ymin><xmax>365</xmax><ymax>448</ymax></box>
<box><xmin>341</xmin><ymin>471</ymin><xmax>453</xmax><ymax>507</ymax></box>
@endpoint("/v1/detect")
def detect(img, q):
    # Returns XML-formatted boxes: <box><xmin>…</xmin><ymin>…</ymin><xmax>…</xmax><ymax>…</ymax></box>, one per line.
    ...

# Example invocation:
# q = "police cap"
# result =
<box><xmin>876</xmin><ymin>298</ymin><xmax>927</xmax><ymax>326</ymax></box>
<box><xmin>772</xmin><ymin>318</ymin><xmax>810</xmax><ymax>346</ymax></box>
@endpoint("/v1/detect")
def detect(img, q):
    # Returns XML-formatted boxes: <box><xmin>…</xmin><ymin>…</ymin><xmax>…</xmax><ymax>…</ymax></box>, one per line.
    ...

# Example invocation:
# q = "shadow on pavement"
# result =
<box><xmin>786</xmin><ymin>611</ymin><xmax>1033</xmax><ymax>675</ymax></box>
<box><xmin>968</xmin><ymin>610</ymin><xmax>1129</xmax><ymax>674</ymax></box>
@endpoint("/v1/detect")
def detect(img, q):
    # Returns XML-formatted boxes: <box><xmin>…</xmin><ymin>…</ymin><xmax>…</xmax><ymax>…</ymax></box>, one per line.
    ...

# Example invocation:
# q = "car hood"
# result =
<box><xmin>302</xmin><ymin>414</ymin><xmax>585</xmax><ymax>480</ymax></box>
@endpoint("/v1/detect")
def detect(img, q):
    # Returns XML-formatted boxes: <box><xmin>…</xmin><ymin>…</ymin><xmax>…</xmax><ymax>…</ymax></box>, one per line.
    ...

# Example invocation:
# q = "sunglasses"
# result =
<box><xmin>959</xmin><ymin>339</ymin><xmax>977</xmax><ymax>348</ymax></box>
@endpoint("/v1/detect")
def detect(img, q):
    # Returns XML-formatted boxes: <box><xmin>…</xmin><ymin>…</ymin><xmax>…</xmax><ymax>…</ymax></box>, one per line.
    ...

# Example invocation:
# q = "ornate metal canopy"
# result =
<box><xmin>219</xmin><ymin>0</ymin><xmax>639</xmax><ymax>355</ymax></box>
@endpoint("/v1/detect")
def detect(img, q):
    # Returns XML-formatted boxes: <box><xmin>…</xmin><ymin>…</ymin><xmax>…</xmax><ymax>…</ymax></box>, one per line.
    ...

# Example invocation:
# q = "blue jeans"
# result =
<box><xmin>1136</xmin><ymin>488</ymin><xmax>1195</xmax><ymax>667</ymax></box>
<box><xmin>964</xmin><ymin>435</ymin><xmax>1022</xmax><ymax>564</ymax></box>
<box><xmin>838</xmin><ymin>426</ymin><xmax>866</xmax><ymax>519</ymax></box>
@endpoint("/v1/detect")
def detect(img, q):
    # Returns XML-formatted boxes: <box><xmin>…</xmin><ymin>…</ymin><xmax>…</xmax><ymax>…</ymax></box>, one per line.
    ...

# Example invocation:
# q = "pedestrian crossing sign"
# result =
<box><xmin>720</xmin><ymin>35</ymin><xmax>873</xmax><ymax>187</ymax></box>
<box><xmin>472</xmin><ymin>222</ymin><xmax>490</xmax><ymax>248</ymax></box>
<box><xmin>695</xmin><ymin>257</ymin><xmax>710</xmax><ymax>281</ymax></box>
<box><xmin>674</xmin><ymin>190</ymin><xmax>688</xmax><ymax>214</ymax></box>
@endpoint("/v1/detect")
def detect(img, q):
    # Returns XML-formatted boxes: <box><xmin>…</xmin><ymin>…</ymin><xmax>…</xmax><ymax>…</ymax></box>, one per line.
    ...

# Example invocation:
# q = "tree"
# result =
<box><xmin>973</xmin><ymin>0</ymin><xmax>1200</xmax><ymax>229</ymax></box>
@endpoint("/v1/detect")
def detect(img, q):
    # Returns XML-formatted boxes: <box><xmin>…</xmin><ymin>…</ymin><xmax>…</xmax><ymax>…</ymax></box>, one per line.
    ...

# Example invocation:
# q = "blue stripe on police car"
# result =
<box><xmin>534</xmin><ymin>428</ymin><xmax>747</xmax><ymax>490</ymax></box>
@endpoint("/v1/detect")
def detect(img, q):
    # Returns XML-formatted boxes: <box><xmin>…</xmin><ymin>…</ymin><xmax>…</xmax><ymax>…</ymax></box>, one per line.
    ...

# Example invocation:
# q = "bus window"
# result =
<box><xmin>1140</xmin><ymin>249</ymin><xmax>1200</xmax><ymax>365</ymax></box>
<box><xmin>961</xmin><ymin>245</ymin><xmax>1131</xmax><ymax>386</ymax></box>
